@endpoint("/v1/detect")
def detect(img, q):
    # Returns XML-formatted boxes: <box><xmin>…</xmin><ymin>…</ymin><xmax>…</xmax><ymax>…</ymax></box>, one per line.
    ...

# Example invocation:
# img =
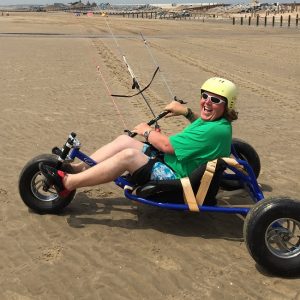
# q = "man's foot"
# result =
<box><xmin>39</xmin><ymin>163</ymin><xmax>71</xmax><ymax>197</ymax></box>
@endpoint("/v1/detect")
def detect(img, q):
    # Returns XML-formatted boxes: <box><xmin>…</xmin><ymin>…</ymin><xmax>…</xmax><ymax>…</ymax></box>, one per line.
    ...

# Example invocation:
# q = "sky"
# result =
<box><xmin>0</xmin><ymin>0</ymin><xmax>249</xmax><ymax>6</ymax></box>
<box><xmin>0</xmin><ymin>1</ymin><xmax>75</xmax><ymax>4</ymax></box>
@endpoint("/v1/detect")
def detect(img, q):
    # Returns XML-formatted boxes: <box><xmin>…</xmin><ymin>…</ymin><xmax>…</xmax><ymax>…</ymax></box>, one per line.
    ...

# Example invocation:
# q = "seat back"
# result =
<box><xmin>135</xmin><ymin>159</ymin><xmax>227</xmax><ymax>206</ymax></box>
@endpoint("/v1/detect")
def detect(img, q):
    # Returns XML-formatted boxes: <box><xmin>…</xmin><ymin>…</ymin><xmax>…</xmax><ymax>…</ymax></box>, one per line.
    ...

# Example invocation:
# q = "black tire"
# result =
<box><xmin>220</xmin><ymin>138</ymin><xmax>261</xmax><ymax>190</ymax></box>
<box><xmin>18</xmin><ymin>154</ymin><xmax>76</xmax><ymax>214</ymax></box>
<box><xmin>244</xmin><ymin>197</ymin><xmax>300</xmax><ymax>277</ymax></box>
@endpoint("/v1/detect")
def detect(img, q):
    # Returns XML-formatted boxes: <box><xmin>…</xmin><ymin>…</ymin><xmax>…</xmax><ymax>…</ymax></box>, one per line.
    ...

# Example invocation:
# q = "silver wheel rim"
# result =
<box><xmin>265</xmin><ymin>218</ymin><xmax>300</xmax><ymax>259</ymax></box>
<box><xmin>30</xmin><ymin>171</ymin><xmax>58</xmax><ymax>202</ymax></box>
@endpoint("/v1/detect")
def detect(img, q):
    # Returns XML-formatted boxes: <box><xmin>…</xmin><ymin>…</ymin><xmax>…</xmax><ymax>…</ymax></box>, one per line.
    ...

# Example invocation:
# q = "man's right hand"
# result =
<box><xmin>164</xmin><ymin>101</ymin><xmax>188</xmax><ymax>118</ymax></box>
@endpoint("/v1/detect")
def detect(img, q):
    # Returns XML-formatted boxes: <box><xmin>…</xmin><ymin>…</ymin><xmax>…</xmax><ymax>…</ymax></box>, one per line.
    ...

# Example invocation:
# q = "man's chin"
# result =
<box><xmin>201</xmin><ymin>112</ymin><xmax>213</xmax><ymax>121</ymax></box>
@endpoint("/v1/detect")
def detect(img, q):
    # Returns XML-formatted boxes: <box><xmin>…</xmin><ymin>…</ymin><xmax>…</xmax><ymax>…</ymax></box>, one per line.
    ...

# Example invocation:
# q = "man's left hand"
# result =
<box><xmin>132</xmin><ymin>123</ymin><xmax>153</xmax><ymax>136</ymax></box>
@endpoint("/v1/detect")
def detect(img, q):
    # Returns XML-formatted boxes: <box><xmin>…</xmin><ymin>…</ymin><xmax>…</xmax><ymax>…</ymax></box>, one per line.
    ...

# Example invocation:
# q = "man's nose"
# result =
<box><xmin>205</xmin><ymin>98</ymin><xmax>213</xmax><ymax>104</ymax></box>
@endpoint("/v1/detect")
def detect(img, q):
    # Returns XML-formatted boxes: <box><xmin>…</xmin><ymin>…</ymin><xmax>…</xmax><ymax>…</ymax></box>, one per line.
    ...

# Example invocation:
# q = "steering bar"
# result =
<box><xmin>126</xmin><ymin>96</ymin><xmax>187</xmax><ymax>137</ymax></box>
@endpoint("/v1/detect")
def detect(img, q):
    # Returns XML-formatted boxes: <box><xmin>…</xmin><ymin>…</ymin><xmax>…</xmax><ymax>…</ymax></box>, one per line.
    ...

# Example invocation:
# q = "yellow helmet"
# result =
<box><xmin>201</xmin><ymin>77</ymin><xmax>237</xmax><ymax>109</ymax></box>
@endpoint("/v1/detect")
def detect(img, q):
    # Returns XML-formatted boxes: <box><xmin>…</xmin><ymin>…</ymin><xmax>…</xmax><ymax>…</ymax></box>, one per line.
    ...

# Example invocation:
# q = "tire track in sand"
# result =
<box><xmin>150</xmin><ymin>42</ymin><xmax>295</xmax><ymax>112</ymax></box>
<box><xmin>91</xmin><ymin>39</ymin><xmax>187</xmax><ymax>130</ymax></box>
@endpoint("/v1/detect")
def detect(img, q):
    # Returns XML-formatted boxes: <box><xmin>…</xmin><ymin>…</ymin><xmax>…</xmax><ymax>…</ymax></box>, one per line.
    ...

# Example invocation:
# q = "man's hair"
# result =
<box><xmin>223</xmin><ymin>107</ymin><xmax>238</xmax><ymax>122</ymax></box>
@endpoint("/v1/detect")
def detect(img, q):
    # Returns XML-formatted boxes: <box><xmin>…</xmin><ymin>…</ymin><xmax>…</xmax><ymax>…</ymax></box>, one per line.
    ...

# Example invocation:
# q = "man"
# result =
<box><xmin>40</xmin><ymin>77</ymin><xmax>238</xmax><ymax>197</ymax></box>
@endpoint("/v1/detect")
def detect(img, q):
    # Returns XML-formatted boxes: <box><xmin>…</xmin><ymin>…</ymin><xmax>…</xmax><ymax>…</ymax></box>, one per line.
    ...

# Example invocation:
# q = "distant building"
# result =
<box><xmin>45</xmin><ymin>3</ymin><xmax>68</xmax><ymax>11</ymax></box>
<box><xmin>99</xmin><ymin>3</ymin><xmax>112</xmax><ymax>10</ymax></box>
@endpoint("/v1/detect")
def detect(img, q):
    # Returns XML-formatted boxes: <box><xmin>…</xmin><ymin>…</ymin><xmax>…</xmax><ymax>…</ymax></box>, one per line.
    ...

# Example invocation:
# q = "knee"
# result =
<box><xmin>114</xmin><ymin>134</ymin><xmax>133</xmax><ymax>144</ymax></box>
<box><xmin>119</xmin><ymin>148</ymin><xmax>140</xmax><ymax>162</ymax></box>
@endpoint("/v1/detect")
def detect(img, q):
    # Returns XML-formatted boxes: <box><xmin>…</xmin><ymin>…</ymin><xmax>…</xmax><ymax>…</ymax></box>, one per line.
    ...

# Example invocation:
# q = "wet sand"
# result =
<box><xmin>0</xmin><ymin>12</ymin><xmax>300</xmax><ymax>299</ymax></box>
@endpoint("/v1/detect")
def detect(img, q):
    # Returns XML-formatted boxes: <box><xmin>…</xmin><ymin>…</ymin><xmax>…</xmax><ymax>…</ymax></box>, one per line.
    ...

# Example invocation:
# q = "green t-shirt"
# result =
<box><xmin>164</xmin><ymin>118</ymin><xmax>232</xmax><ymax>178</ymax></box>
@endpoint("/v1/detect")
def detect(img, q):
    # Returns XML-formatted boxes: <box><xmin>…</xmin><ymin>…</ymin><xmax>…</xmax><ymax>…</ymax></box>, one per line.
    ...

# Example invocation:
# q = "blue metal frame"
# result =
<box><xmin>69</xmin><ymin>148</ymin><xmax>97</xmax><ymax>167</ymax></box>
<box><xmin>69</xmin><ymin>146</ymin><xmax>264</xmax><ymax>216</ymax></box>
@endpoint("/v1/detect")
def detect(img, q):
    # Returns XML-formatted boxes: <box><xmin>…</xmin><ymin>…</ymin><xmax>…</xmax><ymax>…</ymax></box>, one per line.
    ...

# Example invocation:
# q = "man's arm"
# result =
<box><xmin>132</xmin><ymin>123</ymin><xmax>175</xmax><ymax>154</ymax></box>
<box><xmin>184</xmin><ymin>108</ymin><xmax>199</xmax><ymax>123</ymax></box>
<box><xmin>146</xmin><ymin>130</ymin><xmax>174</xmax><ymax>154</ymax></box>
<box><xmin>164</xmin><ymin>101</ymin><xmax>199</xmax><ymax>123</ymax></box>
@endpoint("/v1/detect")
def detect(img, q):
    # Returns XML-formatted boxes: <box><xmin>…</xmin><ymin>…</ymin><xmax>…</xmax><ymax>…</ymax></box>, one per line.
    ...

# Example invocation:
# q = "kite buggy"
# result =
<box><xmin>18</xmin><ymin>23</ymin><xmax>300</xmax><ymax>277</ymax></box>
<box><xmin>18</xmin><ymin>107</ymin><xmax>300</xmax><ymax>277</ymax></box>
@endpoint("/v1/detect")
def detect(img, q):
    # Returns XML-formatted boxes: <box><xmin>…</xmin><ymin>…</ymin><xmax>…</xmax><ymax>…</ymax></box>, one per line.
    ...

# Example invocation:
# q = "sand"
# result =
<box><xmin>0</xmin><ymin>12</ymin><xmax>300</xmax><ymax>299</ymax></box>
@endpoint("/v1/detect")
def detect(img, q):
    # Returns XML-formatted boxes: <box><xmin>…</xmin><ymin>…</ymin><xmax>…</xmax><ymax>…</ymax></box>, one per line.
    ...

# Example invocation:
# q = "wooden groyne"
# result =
<box><xmin>232</xmin><ymin>14</ymin><xmax>299</xmax><ymax>27</ymax></box>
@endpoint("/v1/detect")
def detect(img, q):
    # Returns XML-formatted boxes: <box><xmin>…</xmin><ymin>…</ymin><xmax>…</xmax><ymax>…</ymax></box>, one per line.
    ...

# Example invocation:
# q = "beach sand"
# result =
<box><xmin>0</xmin><ymin>12</ymin><xmax>300</xmax><ymax>299</ymax></box>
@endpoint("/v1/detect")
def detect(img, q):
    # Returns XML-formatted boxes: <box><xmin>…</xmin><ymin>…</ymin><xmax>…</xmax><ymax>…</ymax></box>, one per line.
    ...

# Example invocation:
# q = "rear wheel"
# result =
<box><xmin>220</xmin><ymin>138</ymin><xmax>261</xmax><ymax>190</ymax></box>
<box><xmin>244</xmin><ymin>197</ymin><xmax>300</xmax><ymax>277</ymax></box>
<box><xmin>19</xmin><ymin>154</ymin><xmax>76</xmax><ymax>214</ymax></box>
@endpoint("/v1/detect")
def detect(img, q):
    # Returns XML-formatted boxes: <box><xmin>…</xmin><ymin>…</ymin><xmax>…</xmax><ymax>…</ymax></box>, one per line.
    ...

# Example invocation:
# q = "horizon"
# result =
<box><xmin>0</xmin><ymin>0</ymin><xmax>288</xmax><ymax>6</ymax></box>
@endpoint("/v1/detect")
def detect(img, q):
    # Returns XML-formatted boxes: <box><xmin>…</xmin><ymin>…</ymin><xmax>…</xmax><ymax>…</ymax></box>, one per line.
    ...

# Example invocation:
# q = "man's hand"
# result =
<box><xmin>164</xmin><ymin>101</ymin><xmax>188</xmax><ymax>118</ymax></box>
<box><xmin>132</xmin><ymin>123</ymin><xmax>153</xmax><ymax>136</ymax></box>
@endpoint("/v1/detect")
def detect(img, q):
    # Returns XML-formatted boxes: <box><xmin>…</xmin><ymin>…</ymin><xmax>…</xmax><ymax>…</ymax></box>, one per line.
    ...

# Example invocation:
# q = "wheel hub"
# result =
<box><xmin>265</xmin><ymin>218</ymin><xmax>300</xmax><ymax>259</ymax></box>
<box><xmin>30</xmin><ymin>171</ymin><xmax>58</xmax><ymax>202</ymax></box>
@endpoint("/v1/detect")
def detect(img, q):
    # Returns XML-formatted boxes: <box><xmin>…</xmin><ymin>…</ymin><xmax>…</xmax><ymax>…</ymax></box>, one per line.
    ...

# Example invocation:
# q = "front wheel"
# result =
<box><xmin>244</xmin><ymin>197</ymin><xmax>300</xmax><ymax>277</ymax></box>
<box><xmin>19</xmin><ymin>154</ymin><xmax>76</xmax><ymax>214</ymax></box>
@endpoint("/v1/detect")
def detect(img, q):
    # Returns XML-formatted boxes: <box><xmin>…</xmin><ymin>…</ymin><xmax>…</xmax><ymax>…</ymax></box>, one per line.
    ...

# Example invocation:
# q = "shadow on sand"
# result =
<box><xmin>63</xmin><ymin>192</ymin><xmax>245</xmax><ymax>241</ymax></box>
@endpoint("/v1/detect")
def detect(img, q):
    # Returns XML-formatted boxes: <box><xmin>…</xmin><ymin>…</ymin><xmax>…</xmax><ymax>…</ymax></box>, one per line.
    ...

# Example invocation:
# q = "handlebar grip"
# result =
<box><xmin>124</xmin><ymin>129</ymin><xmax>137</xmax><ymax>138</ymax></box>
<box><xmin>126</xmin><ymin>99</ymin><xmax>186</xmax><ymax>138</ymax></box>
<box><xmin>130</xmin><ymin>132</ymin><xmax>137</xmax><ymax>137</ymax></box>
<box><xmin>125</xmin><ymin>110</ymin><xmax>170</xmax><ymax>138</ymax></box>
<box><xmin>174</xmin><ymin>96</ymin><xmax>187</xmax><ymax>104</ymax></box>
<box><xmin>147</xmin><ymin>110</ymin><xmax>169</xmax><ymax>126</ymax></box>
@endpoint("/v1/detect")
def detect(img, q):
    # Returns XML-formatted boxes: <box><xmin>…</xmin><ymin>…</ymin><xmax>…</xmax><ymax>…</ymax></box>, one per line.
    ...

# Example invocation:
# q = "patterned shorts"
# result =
<box><xmin>142</xmin><ymin>144</ymin><xmax>177</xmax><ymax>181</ymax></box>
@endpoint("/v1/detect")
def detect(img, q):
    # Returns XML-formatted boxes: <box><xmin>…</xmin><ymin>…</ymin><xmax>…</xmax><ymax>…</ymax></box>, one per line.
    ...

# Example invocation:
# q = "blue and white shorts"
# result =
<box><xmin>142</xmin><ymin>144</ymin><xmax>177</xmax><ymax>181</ymax></box>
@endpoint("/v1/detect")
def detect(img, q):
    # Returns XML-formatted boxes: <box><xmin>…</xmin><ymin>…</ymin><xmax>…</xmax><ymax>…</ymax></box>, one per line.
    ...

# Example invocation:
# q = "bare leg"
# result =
<box><xmin>64</xmin><ymin>148</ymin><xmax>149</xmax><ymax>191</ymax></box>
<box><xmin>72</xmin><ymin>134</ymin><xmax>144</xmax><ymax>172</ymax></box>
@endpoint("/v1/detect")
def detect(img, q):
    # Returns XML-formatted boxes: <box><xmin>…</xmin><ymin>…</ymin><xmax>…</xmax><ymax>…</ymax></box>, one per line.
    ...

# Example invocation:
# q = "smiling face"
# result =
<box><xmin>200</xmin><ymin>91</ymin><xmax>226</xmax><ymax>121</ymax></box>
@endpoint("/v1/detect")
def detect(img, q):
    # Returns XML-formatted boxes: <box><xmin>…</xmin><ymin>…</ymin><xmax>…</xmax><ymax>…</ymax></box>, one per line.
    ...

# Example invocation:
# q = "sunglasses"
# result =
<box><xmin>202</xmin><ymin>92</ymin><xmax>226</xmax><ymax>105</ymax></box>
